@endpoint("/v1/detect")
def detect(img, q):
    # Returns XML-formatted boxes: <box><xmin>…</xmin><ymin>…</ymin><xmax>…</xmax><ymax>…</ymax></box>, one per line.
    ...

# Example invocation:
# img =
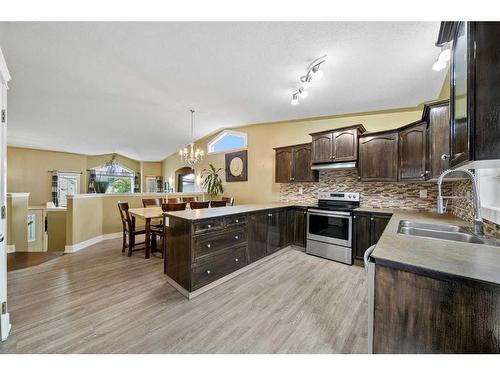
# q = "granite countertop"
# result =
<box><xmin>372</xmin><ymin>210</ymin><xmax>500</xmax><ymax>286</ymax></box>
<box><xmin>354</xmin><ymin>207</ymin><xmax>397</xmax><ymax>214</ymax></box>
<box><xmin>165</xmin><ymin>202</ymin><xmax>306</xmax><ymax>221</ymax></box>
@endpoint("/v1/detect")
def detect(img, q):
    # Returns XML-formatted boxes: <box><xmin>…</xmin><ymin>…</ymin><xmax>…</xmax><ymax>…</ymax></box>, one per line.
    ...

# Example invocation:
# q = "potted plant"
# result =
<box><xmin>201</xmin><ymin>164</ymin><xmax>224</xmax><ymax>199</ymax></box>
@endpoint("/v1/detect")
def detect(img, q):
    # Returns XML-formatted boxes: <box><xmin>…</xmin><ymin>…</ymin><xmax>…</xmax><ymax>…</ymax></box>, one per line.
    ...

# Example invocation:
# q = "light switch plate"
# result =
<box><xmin>419</xmin><ymin>189</ymin><xmax>428</xmax><ymax>199</ymax></box>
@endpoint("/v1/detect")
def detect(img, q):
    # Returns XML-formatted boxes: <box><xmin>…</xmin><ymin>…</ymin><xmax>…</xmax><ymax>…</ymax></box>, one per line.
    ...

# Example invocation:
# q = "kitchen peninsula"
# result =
<box><xmin>164</xmin><ymin>203</ymin><xmax>309</xmax><ymax>298</ymax></box>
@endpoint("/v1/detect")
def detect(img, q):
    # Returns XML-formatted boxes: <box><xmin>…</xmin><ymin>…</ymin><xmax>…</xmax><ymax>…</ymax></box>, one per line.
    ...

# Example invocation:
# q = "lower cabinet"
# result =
<box><xmin>287</xmin><ymin>207</ymin><xmax>307</xmax><ymax>247</ymax></box>
<box><xmin>267</xmin><ymin>209</ymin><xmax>288</xmax><ymax>254</ymax></box>
<box><xmin>247</xmin><ymin>212</ymin><xmax>268</xmax><ymax>262</ymax></box>
<box><xmin>353</xmin><ymin>211</ymin><xmax>392</xmax><ymax>264</ymax></box>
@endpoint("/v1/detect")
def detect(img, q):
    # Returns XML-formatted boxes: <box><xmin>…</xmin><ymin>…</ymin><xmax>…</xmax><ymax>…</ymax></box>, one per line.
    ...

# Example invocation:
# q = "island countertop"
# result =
<box><xmin>164</xmin><ymin>202</ymin><xmax>313</xmax><ymax>221</ymax></box>
<box><xmin>372</xmin><ymin>210</ymin><xmax>500</xmax><ymax>286</ymax></box>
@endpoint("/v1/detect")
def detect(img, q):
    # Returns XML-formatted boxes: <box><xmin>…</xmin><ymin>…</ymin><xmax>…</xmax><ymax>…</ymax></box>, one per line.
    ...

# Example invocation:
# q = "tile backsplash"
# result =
<box><xmin>279</xmin><ymin>169</ymin><xmax>453</xmax><ymax>210</ymax></box>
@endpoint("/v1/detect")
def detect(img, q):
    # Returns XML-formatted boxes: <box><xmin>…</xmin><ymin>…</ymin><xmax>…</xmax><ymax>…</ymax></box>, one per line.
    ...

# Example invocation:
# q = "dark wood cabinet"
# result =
<box><xmin>247</xmin><ymin>212</ymin><xmax>268</xmax><ymax>263</ymax></box>
<box><xmin>423</xmin><ymin>100</ymin><xmax>450</xmax><ymax>179</ymax></box>
<box><xmin>287</xmin><ymin>207</ymin><xmax>307</xmax><ymax>248</ymax></box>
<box><xmin>274</xmin><ymin>143</ymin><xmax>318</xmax><ymax>183</ymax></box>
<box><xmin>310</xmin><ymin>125</ymin><xmax>365</xmax><ymax>164</ymax></box>
<box><xmin>353</xmin><ymin>211</ymin><xmax>392</xmax><ymax>264</ymax></box>
<box><xmin>267</xmin><ymin>209</ymin><xmax>287</xmax><ymax>254</ymax></box>
<box><xmin>398</xmin><ymin>121</ymin><xmax>428</xmax><ymax>181</ymax></box>
<box><xmin>358</xmin><ymin>131</ymin><xmax>399</xmax><ymax>182</ymax></box>
<box><xmin>439</xmin><ymin>22</ymin><xmax>500</xmax><ymax>168</ymax></box>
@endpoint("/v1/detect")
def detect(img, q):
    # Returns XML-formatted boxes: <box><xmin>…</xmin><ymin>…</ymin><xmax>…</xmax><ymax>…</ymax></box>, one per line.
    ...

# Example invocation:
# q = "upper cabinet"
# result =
<box><xmin>358</xmin><ymin>131</ymin><xmax>399</xmax><ymax>182</ymax></box>
<box><xmin>440</xmin><ymin>22</ymin><xmax>500</xmax><ymax>168</ymax></box>
<box><xmin>423</xmin><ymin>100</ymin><xmax>450</xmax><ymax>179</ymax></box>
<box><xmin>274</xmin><ymin>143</ymin><xmax>318</xmax><ymax>183</ymax></box>
<box><xmin>398</xmin><ymin>121</ymin><xmax>428</xmax><ymax>181</ymax></box>
<box><xmin>310</xmin><ymin>125</ymin><xmax>366</xmax><ymax>164</ymax></box>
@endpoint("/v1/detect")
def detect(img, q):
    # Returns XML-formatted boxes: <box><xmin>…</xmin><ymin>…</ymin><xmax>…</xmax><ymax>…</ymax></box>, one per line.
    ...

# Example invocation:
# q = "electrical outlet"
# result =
<box><xmin>419</xmin><ymin>189</ymin><xmax>428</xmax><ymax>199</ymax></box>
<box><xmin>298</xmin><ymin>186</ymin><xmax>303</xmax><ymax>195</ymax></box>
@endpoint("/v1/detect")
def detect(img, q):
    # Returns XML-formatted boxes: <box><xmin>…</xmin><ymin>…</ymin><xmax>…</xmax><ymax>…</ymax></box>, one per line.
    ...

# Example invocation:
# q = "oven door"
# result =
<box><xmin>307</xmin><ymin>209</ymin><xmax>352</xmax><ymax>247</ymax></box>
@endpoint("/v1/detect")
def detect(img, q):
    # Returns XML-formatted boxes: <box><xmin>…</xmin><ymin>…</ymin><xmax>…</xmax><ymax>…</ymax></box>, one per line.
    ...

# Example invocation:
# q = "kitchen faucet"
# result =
<box><xmin>437</xmin><ymin>169</ymin><xmax>483</xmax><ymax>235</ymax></box>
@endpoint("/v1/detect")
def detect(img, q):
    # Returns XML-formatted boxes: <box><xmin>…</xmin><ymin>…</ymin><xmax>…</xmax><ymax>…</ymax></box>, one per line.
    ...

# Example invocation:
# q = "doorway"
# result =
<box><xmin>176</xmin><ymin>167</ymin><xmax>195</xmax><ymax>192</ymax></box>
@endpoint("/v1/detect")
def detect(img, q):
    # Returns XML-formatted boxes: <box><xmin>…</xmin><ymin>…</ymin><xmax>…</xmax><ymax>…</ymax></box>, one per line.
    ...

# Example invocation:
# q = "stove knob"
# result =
<box><xmin>348</xmin><ymin>194</ymin><xmax>352</xmax><ymax>199</ymax></box>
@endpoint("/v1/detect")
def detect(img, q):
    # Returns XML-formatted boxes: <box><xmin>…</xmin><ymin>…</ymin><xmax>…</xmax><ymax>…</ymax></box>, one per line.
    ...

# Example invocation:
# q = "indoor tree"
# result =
<box><xmin>201</xmin><ymin>164</ymin><xmax>224</xmax><ymax>198</ymax></box>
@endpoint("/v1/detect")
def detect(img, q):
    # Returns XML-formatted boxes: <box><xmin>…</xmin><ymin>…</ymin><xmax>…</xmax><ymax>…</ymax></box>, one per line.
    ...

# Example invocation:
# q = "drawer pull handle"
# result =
<box><xmin>207</xmin><ymin>244</ymin><xmax>211</xmax><ymax>248</ymax></box>
<box><xmin>207</xmin><ymin>224</ymin><xmax>212</xmax><ymax>228</ymax></box>
<box><xmin>206</xmin><ymin>270</ymin><xmax>211</xmax><ymax>274</ymax></box>
<box><xmin>235</xmin><ymin>235</ymin><xmax>239</xmax><ymax>240</ymax></box>
<box><xmin>235</xmin><ymin>258</ymin><xmax>239</xmax><ymax>262</ymax></box>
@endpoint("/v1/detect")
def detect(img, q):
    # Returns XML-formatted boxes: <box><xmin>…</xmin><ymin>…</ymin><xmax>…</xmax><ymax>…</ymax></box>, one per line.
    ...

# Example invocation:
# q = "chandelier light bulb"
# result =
<box><xmin>291</xmin><ymin>96</ymin><xmax>299</xmax><ymax>106</ymax></box>
<box><xmin>300</xmin><ymin>90</ymin><xmax>308</xmax><ymax>99</ymax></box>
<box><xmin>314</xmin><ymin>70</ymin><xmax>324</xmax><ymax>80</ymax></box>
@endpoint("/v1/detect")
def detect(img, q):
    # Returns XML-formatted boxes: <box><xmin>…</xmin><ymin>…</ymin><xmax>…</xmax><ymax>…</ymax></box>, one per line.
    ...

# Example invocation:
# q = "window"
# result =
<box><xmin>146</xmin><ymin>177</ymin><xmax>157</xmax><ymax>193</ymax></box>
<box><xmin>179</xmin><ymin>173</ymin><xmax>195</xmax><ymax>192</ymax></box>
<box><xmin>208</xmin><ymin>130</ymin><xmax>247</xmax><ymax>154</ymax></box>
<box><xmin>27</xmin><ymin>214</ymin><xmax>36</xmax><ymax>243</ymax></box>
<box><xmin>478</xmin><ymin>168</ymin><xmax>500</xmax><ymax>224</ymax></box>
<box><xmin>94</xmin><ymin>163</ymin><xmax>134</xmax><ymax>194</ymax></box>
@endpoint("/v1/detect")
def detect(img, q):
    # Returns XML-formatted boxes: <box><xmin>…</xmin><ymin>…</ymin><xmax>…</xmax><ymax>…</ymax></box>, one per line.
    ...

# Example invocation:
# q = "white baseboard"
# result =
<box><xmin>64</xmin><ymin>232</ymin><xmax>122</xmax><ymax>253</ymax></box>
<box><xmin>6</xmin><ymin>245</ymin><xmax>15</xmax><ymax>253</ymax></box>
<box><xmin>0</xmin><ymin>312</ymin><xmax>10</xmax><ymax>341</ymax></box>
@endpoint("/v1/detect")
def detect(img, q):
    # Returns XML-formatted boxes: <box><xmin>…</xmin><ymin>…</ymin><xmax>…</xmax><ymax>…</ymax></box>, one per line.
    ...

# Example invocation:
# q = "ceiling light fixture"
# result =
<box><xmin>291</xmin><ymin>55</ymin><xmax>327</xmax><ymax>106</ymax></box>
<box><xmin>179</xmin><ymin>109</ymin><xmax>204</xmax><ymax>167</ymax></box>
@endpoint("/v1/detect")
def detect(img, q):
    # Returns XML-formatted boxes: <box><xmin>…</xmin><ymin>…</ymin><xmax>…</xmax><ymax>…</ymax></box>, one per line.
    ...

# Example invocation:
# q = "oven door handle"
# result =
<box><xmin>307</xmin><ymin>209</ymin><xmax>352</xmax><ymax>217</ymax></box>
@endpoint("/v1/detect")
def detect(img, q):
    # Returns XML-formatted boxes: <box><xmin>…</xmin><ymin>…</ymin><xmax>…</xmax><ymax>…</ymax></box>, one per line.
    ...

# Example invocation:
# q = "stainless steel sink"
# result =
<box><xmin>397</xmin><ymin>220</ymin><xmax>500</xmax><ymax>247</ymax></box>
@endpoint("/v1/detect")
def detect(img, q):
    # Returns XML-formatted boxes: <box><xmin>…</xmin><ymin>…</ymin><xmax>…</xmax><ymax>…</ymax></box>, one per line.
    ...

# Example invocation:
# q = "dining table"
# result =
<box><xmin>128</xmin><ymin>207</ymin><xmax>164</xmax><ymax>259</ymax></box>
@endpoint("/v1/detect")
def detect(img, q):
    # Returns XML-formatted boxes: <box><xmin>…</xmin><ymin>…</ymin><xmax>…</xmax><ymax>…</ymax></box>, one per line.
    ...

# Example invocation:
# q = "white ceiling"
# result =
<box><xmin>0</xmin><ymin>22</ymin><xmax>446</xmax><ymax>161</ymax></box>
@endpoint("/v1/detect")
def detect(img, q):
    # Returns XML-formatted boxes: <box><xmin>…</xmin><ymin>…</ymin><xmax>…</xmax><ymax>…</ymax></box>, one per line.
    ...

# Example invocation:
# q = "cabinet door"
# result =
<box><xmin>275</xmin><ymin>148</ymin><xmax>293</xmax><ymax>183</ymax></box>
<box><xmin>292</xmin><ymin>144</ymin><xmax>317</xmax><ymax>182</ymax></box>
<box><xmin>398</xmin><ymin>122</ymin><xmax>428</xmax><ymax>181</ymax></box>
<box><xmin>333</xmin><ymin>129</ymin><xmax>358</xmax><ymax>162</ymax></box>
<box><xmin>267</xmin><ymin>209</ymin><xmax>287</xmax><ymax>254</ymax></box>
<box><xmin>353</xmin><ymin>212</ymin><xmax>371</xmax><ymax>263</ymax></box>
<box><xmin>311</xmin><ymin>133</ymin><xmax>333</xmax><ymax>163</ymax></box>
<box><xmin>291</xmin><ymin>208</ymin><xmax>307</xmax><ymax>247</ymax></box>
<box><xmin>359</xmin><ymin>133</ymin><xmax>399</xmax><ymax>182</ymax></box>
<box><xmin>370</xmin><ymin>214</ymin><xmax>391</xmax><ymax>244</ymax></box>
<box><xmin>247</xmin><ymin>212</ymin><xmax>268</xmax><ymax>263</ymax></box>
<box><xmin>429</xmin><ymin>105</ymin><xmax>450</xmax><ymax>179</ymax></box>
<box><xmin>450</xmin><ymin>21</ymin><xmax>470</xmax><ymax>167</ymax></box>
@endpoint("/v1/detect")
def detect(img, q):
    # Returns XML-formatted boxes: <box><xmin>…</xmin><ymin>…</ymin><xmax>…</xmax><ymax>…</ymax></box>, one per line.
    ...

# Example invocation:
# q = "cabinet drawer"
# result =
<box><xmin>192</xmin><ymin>246</ymin><xmax>248</xmax><ymax>290</ymax></box>
<box><xmin>225</xmin><ymin>215</ymin><xmax>247</xmax><ymax>227</ymax></box>
<box><xmin>193</xmin><ymin>218</ymin><xmax>224</xmax><ymax>234</ymax></box>
<box><xmin>193</xmin><ymin>228</ymin><xmax>247</xmax><ymax>259</ymax></box>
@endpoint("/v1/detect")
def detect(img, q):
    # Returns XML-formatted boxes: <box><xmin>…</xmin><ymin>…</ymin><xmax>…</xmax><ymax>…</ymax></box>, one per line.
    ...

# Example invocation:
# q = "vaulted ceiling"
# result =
<box><xmin>0</xmin><ymin>22</ymin><xmax>446</xmax><ymax>160</ymax></box>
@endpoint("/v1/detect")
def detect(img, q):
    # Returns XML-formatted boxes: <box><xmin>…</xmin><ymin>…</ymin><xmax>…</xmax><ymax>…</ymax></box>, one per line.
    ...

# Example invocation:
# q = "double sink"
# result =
<box><xmin>398</xmin><ymin>220</ymin><xmax>500</xmax><ymax>247</ymax></box>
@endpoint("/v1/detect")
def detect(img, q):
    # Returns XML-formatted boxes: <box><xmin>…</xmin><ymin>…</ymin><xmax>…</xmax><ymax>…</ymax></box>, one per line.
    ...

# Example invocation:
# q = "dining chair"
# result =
<box><xmin>151</xmin><ymin>202</ymin><xmax>188</xmax><ymax>262</ymax></box>
<box><xmin>222</xmin><ymin>196</ymin><xmax>235</xmax><ymax>206</ymax></box>
<box><xmin>189</xmin><ymin>201</ymin><xmax>210</xmax><ymax>209</ymax></box>
<box><xmin>210</xmin><ymin>200</ymin><xmax>227</xmax><ymax>208</ymax></box>
<box><xmin>142</xmin><ymin>198</ymin><xmax>162</xmax><ymax>207</ymax></box>
<box><xmin>166</xmin><ymin>197</ymin><xmax>181</xmax><ymax>204</ymax></box>
<box><xmin>117</xmin><ymin>202</ymin><xmax>148</xmax><ymax>257</ymax></box>
<box><xmin>182</xmin><ymin>196</ymin><xmax>197</xmax><ymax>203</ymax></box>
<box><xmin>161</xmin><ymin>202</ymin><xmax>187</xmax><ymax>212</ymax></box>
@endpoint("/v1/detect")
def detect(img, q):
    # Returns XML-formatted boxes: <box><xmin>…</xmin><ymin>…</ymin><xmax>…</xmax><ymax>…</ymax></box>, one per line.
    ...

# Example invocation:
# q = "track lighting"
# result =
<box><xmin>291</xmin><ymin>55</ymin><xmax>326</xmax><ymax>106</ymax></box>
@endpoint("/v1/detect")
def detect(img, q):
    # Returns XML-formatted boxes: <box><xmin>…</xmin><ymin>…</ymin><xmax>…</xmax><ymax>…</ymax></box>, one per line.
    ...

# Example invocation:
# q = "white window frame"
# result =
<box><xmin>57</xmin><ymin>172</ymin><xmax>81</xmax><ymax>207</ymax></box>
<box><xmin>478</xmin><ymin>168</ymin><xmax>500</xmax><ymax>225</ymax></box>
<box><xmin>145</xmin><ymin>176</ymin><xmax>157</xmax><ymax>193</ymax></box>
<box><xmin>93</xmin><ymin>163</ymin><xmax>135</xmax><ymax>194</ymax></box>
<box><xmin>207</xmin><ymin>130</ymin><xmax>247</xmax><ymax>155</ymax></box>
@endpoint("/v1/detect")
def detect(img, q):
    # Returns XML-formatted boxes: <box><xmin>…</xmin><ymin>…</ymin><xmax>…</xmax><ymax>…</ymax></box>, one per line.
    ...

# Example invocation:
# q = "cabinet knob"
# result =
<box><xmin>235</xmin><ymin>258</ymin><xmax>239</xmax><ymax>262</ymax></box>
<box><xmin>207</xmin><ymin>224</ymin><xmax>212</xmax><ymax>228</ymax></box>
<box><xmin>235</xmin><ymin>219</ymin><xmax>239</xmax><ymax>223</ymax></box>
<box><xmin>370</xmin><ymin>217</ymin><xmax>374</xmax><ymax>221</ymax></box>
<box><xmin>441</xmin><ymin>154</ymin><xmax>450</xmax><ymax>160</ymax></box>
<box><xmin>207</xmin><ymin>244</ymin><xmax>211</xmax><ymax>248</ymax></box>
<box><xmin>206</xmin><ymin>270</ymin><xmax>211</xmax><ymax>274</ymax></box>
<box><xmin>358</xmin><ymin>176</ymin><xmax>361</xmax><ymax>180</ymax></box>
<box><xmin>268</xmin><ymin>213</ymin><xmax>273</xmax><ymax>217</ymax></box>
<box><xmin>353</xmin><ymin>215</ymin><xmax>357</xmax><ymax>219</ymax></box>
<box><xmin>235</xmin><ymin>235</ymin><xmax>239</xmax><ymax>240</ymax></box>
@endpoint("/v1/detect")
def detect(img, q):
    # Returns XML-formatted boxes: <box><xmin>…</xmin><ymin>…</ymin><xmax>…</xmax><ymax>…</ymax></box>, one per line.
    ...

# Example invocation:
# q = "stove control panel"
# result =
<box><xmin>318</xmin><ymin>192</ymin><xmax>360</xmax><ymax>202</ymax></box>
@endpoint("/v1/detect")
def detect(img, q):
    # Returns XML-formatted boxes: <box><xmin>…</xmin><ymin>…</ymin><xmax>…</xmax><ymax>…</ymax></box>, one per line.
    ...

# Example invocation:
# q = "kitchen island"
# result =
<box><xmin>163</xmin><ymin>203</ymin><xmax>310</xmax><ymax>299</ymax></box>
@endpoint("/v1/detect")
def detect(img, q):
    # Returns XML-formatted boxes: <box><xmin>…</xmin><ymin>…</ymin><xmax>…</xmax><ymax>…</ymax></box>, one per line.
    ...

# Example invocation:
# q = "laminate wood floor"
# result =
<box><xmin>0</xmin><ymin>239</ymin><xmax>368</xmax><ymax>354</ymax></box>
<box><xmin>7</xmin><ymin>251</ymin><xmax>65</xmax><ymax>272</ymax></box>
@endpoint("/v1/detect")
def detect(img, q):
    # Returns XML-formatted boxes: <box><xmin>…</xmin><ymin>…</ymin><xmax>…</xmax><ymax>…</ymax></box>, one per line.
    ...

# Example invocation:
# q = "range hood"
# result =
<box><xmin>311</xmin><ymin>162</ymin><xmax>357</xmax><ymax>171</ymax></box>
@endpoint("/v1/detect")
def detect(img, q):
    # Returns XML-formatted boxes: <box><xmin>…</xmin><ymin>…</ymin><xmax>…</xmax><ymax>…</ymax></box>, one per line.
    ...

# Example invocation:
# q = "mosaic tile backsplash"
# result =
<box><xmin>279</xmin><ymin>169</ymin><xmax>453</xmax><ymax>210</ymax></box>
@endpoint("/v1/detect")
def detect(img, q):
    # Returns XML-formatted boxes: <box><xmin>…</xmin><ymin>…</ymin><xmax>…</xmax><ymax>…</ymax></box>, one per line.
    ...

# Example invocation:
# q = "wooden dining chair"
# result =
<box><xmin>161</xmin><ymin>202</ymin><xmax>187</xmax><ymax>212</ymax></box>
<box><xmin>151</xmin><ymin>202</ymin><xmax>188</xmax><ymax>261</ymax></box>
<box><xmin>210</xmin><ymin>200</ymin><xmax>227</xmax><ymax>208</ymax></box>
<box><xmin>142</xmin><ymin>198</ymin><xmax>162</xmax><ymax>207</ymax></box>
<box><xmin>182</xmin><ymin>196</ymin><xmax>197</xmax><ymax>203</ymax></box>
<box><xmin>166</xmin><ymin>197</ymin><xmax>181</xmax><ymax>204</ymax></box>
<box><xmin>189</xmin><ymin>201</ymin><xmax>210</xmax><ymax>209</ymax></box>
<box><xmin>118</xmin><ymin>202</ymin><xmax>148</xmax><ymax>257</ymax></box>
<box><xmin>222</xmin><ymin>196</ymin><xmax>235</xmax><ymax>206</ymax></box>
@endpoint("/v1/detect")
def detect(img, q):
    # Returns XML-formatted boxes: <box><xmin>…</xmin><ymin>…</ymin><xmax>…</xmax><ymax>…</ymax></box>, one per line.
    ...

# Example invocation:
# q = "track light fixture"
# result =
<box><xmin>291</xmin><ymin>55</ymin><xmax>327</xmax><ymax>105</ymax></box>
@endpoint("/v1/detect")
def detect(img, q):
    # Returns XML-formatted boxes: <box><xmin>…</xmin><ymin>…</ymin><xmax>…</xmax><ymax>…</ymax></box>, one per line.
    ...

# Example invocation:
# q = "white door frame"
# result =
<box><xmin>0</xmin><ymin>47</ymin><xmax>11</xmax><ymax>341</ymax></box>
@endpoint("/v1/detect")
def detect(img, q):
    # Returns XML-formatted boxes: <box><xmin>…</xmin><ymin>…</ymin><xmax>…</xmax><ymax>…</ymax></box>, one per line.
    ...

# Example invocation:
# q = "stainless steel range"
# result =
<box><xmin>306</xmin><ymin>192</ymin><xmax>360</xmax><ymax>265</ymax></box>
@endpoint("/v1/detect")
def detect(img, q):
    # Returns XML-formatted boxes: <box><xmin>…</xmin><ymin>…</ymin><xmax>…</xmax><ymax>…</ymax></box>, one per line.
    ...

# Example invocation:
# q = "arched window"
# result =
<box><xmin>207</xmin><ymin>130</ymin><xmax>247</xmax><ymax>154</ymax></box>
<box><xmin>93</xmin><ymin>163</ymin><xmax>135</xmax><ymax>194</ymax></box>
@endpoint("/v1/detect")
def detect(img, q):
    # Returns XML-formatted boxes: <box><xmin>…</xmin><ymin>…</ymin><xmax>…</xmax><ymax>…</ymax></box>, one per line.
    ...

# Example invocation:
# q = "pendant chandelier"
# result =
<box><xmin>179</xmin><ymin>109</ymin><xmax>204</xmax><ymax>167</ymax></box>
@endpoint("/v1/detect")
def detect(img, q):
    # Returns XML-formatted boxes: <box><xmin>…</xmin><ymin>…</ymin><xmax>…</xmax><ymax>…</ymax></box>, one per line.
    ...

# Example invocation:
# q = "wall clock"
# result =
<box><xmin>225</xmin><ymin>150</ymin><xmax>248</xmax><ymax>182</ymax></box>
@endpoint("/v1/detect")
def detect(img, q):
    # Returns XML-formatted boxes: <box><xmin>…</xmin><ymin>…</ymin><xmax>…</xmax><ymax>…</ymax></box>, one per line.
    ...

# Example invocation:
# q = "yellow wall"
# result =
<box><xmin>7</xmin><ymin>147</ymin><xmax>87</xmax><ymax>206</ymax></box>
<box><xmin>163</xmin><ymin>109</ymin><xmax>423</xmax><ymax>204</ymax></box>
<box><xmin>141</xmin><ymin>161</ymin><xmax>162</xmax><ymax>192</ymax></box>
<box><xmin>6</xmin><ymin>194</ymin><xmax>29</xmax><ymax>251</ymax></box>
<box><xmin>47</xmin><ymin>210</ymin><xmax>67</xmax><ymax>251</ymax></box>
